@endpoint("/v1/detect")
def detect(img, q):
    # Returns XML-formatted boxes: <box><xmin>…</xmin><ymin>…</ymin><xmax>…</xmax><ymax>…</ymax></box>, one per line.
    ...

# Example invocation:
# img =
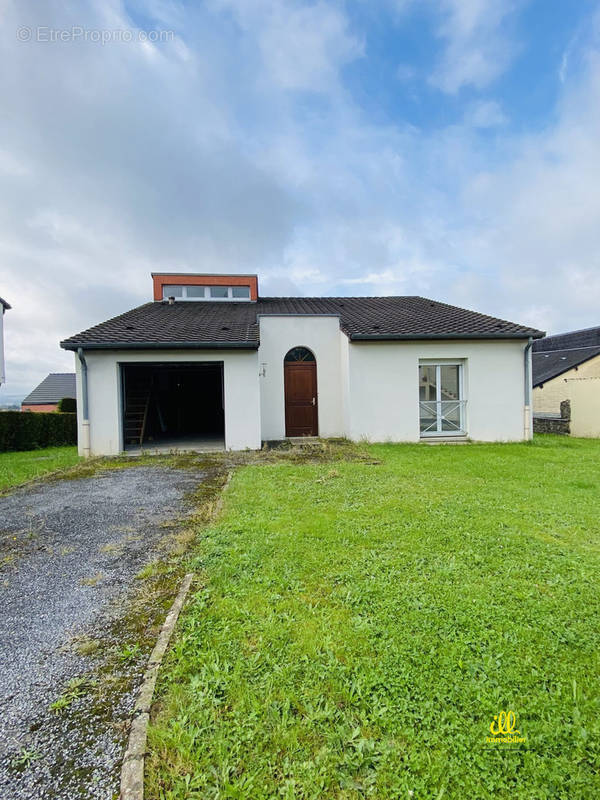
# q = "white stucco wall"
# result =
<box><xmin>73</xmin><ymin>332</ymin><xmax>531</xmax><ymax>454</ymax></box>
<box><xmin>0</xmin><ymin>308</ymin><xmax>5</xmax><ymax>385</ymax></box>
<box><xmin>258</xmin><ymin>315</ymin><xmax>346</xmax><ymax>440</ymax></box>
<box><xmin>74</xmin><ymin>348</ymin><xmax>261</xmax><ymax>456</ymax></box>
<box><xmin>346</xmin><ymin>339</ymin><xmax>529</xmax><ymax>442</ymax></box>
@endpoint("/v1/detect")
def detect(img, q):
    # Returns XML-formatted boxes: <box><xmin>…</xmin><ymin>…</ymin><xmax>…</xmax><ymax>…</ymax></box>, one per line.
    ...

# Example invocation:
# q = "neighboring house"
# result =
<box><xmin>21</xmin><ymin>373</ymin><xmax>77</xmax><ymax>412</ymax></box>
<box><xmin>0</xmin><ymin>296</ymin><xmax>11</xmax><ymax>386</ymax></box>
<box><xmin>60</xmin><ymin>273</ymin><xmax>544</xmax><ymax>456</ymax></box>
<box><xmin>533</xmin><ymin>326</ymin><xmax>600</xmax><ymax>437</ymax></box>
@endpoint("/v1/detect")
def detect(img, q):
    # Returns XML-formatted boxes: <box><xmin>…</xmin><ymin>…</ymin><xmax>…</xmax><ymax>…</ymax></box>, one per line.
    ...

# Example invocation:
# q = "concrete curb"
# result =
<box><xmin>119</xmin><ymin>469</ymin><xmax>234</xmax><ymax>800</ymax></box>
<box><xmin>120</xmin><ymin>572</ymin><xmax>194</xmax><ymax>800</ymax></box>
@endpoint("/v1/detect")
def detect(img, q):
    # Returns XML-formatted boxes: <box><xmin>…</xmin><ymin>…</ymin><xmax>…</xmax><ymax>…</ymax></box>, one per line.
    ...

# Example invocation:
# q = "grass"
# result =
<box><xmin>49</xmin><ymin>676</ymin><xmax>93</xmax><ymax>713</ymax></box>
<box><xmin>147</xmin><ymin>436</ymin><xmax>600</xmax><ymax>800</ymax></box>
<box><xmin>0</xmin><ymin>446</ymin><xmax>80</xmax><ymax>491</ymax></box>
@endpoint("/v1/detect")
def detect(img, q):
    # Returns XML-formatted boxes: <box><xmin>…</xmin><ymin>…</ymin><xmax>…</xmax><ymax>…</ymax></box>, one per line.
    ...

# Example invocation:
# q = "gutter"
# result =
<box><xmin>350</xmin><ymin>332</ymin><xmax>545</xmax><ymax>341</ymax></box>
<box><xmin>61</xmin><ymin>341</ymin><xmax>259</xmax><ymax>352</ymax></box>
<box><xmin>77</xmin><ymin>348</ymin><xmax>91</xmax><ymax>458</ymax></box>
<box><xmin>524</xmin><ymin>337</ymin><xmax>533</xmax><ymax>440</ymax></box>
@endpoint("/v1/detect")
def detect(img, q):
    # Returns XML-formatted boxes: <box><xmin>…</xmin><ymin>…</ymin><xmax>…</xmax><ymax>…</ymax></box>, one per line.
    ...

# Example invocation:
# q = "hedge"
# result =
<box><xmin>0</xmin><ymin>411</ymin><xmax>77</xmax><ymax>452</ymax></box>
<box><xmin>57</xmin><ymin>397</ymin><xmax>77</xmax><ymax>413</ymax></box>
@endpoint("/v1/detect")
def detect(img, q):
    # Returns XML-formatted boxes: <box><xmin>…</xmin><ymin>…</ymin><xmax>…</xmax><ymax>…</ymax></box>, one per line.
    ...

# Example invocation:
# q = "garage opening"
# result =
<box><xmin>121</xmin><ymin>362</ymin><xmax>224</xmax><ymax>451</ymax></box>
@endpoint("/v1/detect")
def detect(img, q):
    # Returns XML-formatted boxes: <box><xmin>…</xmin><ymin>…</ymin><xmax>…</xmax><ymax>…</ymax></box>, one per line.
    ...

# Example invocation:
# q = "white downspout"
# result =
<box><xmin>77</xmin><ymin>347</ymin><xmax>91</xmax><ymax>458</ymax></box>
<box><xmin>524</xmin><ymin>337</ymin><xmax>533</xmax><ymax>440</ymax></box>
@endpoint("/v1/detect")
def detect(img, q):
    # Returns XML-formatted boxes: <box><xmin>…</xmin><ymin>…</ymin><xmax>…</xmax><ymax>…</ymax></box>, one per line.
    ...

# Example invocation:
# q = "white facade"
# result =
<box><xmin>346</xmin><ymin>338</ymin><xmax>529</xmax><ymax>442</ymax></box>
<box><xmin>73</xmin><ymin>315</ymin><xmax>532</xmax><ymax>455</ymax></box>
<box><xmin>0</xmin><ymin>306</ymin><xmax>5</xmax><ymax>385</ymax></box>
<box><xmin>75</xmin><ymin>348</ymin><xmax>261</xmax><ymax>456</ymax></box>
<box><xmin>258</xmin><ymin>315</ymin><xmax>345</xmax><ymax>440</ymax></box>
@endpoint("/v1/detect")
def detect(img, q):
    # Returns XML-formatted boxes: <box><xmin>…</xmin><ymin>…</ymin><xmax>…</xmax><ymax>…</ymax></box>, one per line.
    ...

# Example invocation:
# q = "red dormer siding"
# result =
<box><xmin>152</xmin><ymin>273</ymin><xmax>259</xmax><ymax>301</ymax></box>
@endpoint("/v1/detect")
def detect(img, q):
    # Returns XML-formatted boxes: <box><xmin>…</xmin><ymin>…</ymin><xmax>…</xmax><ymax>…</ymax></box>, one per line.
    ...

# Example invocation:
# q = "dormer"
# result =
<box><xmin>152</xmin><ymin>273</ymin><xmax>258</xmax><ymax>302</ymax></box>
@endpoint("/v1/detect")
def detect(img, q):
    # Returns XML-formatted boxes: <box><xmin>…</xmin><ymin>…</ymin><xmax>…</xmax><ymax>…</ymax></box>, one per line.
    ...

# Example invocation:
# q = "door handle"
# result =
<box><xmin>312</xmin><ymin>397</ymin><xmax>316</xmax><ymax>406</ymax></box>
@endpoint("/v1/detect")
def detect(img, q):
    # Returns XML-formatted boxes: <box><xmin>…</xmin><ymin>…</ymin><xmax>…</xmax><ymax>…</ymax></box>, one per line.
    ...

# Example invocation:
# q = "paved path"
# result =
<box><xmin>0</xmin><ymin>465</ymin><xmax>203</xmax><ymax>800</ymax></box>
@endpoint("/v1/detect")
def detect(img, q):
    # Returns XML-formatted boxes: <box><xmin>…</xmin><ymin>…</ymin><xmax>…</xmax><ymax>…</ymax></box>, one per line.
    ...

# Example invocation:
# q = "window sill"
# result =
<box><xmin>420</xmin><ymin>432</ymin><xmax>467</xmax><ymax>439</ymax></box>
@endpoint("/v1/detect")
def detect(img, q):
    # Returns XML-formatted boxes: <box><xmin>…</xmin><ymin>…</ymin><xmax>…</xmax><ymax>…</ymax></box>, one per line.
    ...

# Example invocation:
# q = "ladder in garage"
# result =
<box><xmin>123</xmin><ymin>375</ymin><xmax>153</xmax><ymax>446</ymax></box>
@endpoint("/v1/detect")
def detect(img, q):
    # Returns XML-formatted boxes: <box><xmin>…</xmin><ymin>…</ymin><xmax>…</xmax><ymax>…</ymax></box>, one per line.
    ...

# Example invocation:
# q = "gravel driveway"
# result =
<box><xmin>0</xmin><ymin>464</ymin><xmax>205</xmax><ymax>800</ymax></box>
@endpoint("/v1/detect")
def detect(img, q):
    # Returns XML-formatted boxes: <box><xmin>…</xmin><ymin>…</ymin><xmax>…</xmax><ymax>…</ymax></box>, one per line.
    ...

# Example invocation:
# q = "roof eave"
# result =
<box><xmin>60</xmin><ymin>340</ymin><xmax>259</xmax><ymax>352</ymax></box>
<box><xmin>350</xmin><ymin>331</ymin><xmax>544</xmax><ymax>341</ymax></box>
<box><xmin>533</xmin><ymin>351</ymin><xmax>600</xmax><ymax>387</ymax></box>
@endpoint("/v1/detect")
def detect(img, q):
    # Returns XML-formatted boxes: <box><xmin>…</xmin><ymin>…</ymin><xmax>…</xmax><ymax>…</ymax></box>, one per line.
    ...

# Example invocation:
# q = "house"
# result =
<box><xmin>533</xmin><ymin>326</ymin><xmax>600</xmax><ymax>437</ymax></box>
<box><xmin>21</xmin><ymin>373</ymin><xmax>77</xmax><ymax>412</ymax></box>
<box><xmin>60</xmin><ymin>273</ymin><xmax>544</xmax><ymax>456</ymax></box>
<box><xmin>0</xmin><ymin>296</ymin><xmax>10</xmax><ymax>386</ymax></box>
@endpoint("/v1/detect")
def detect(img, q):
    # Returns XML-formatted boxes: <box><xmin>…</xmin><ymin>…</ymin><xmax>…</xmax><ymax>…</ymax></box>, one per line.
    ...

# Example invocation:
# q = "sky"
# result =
<box><xmin>1</xmin><ymin>0</ymin><xmax>600</xmax><ymax>400</ymax></box>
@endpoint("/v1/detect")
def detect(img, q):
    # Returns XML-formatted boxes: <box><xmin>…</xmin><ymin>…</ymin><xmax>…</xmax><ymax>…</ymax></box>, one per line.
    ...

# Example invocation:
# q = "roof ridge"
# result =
<box><xmin>258</xmin><ymin>295</ymin><xmax>421</xmax><ymax>301</ymax></box>
<box><xmin>541</xmin><ymin>324</ymin><xmax>600</xmax><ymax>340</ymax></box>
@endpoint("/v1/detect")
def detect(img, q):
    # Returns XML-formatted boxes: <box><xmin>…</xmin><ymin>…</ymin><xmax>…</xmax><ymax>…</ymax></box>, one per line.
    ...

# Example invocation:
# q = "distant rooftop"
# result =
<box><xmin>0</xmin><ymin>296</ymin><xmax>11</xmax><ymax>311</ymax></box>
<box><xmin>533</xmin><ymin>325</ymin><xmax>600</xmax><ymax>386</ymax></box>
<box><xmin>22</xmin><ymin>373</ymin><xmax>76</xmax><ymax>405</ymax></box>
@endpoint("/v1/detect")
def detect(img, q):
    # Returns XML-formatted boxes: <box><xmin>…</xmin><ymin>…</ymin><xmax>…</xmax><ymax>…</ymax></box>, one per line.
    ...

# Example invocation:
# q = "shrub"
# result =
<box><xmin>0</xmin><ymin>411</ymin><xmax>77</xmax><ymax>452</ymax></box>
<box><xmin>57</xmin><ymin>397</ymin><xmax>77</xmax><ymax>413</ymax></box>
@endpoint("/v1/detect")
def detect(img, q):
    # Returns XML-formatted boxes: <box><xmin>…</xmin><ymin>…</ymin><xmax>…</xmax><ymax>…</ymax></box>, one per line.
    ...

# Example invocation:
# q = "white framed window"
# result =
<box><xmin>419</xmin><ymin>362</ymin><xmax>466</xmax><ymax>436</ymax></box>
<box><xmin>162</xmin><ymin>285</ymin><xmax>251</xmax><ymax>301</ymax></box>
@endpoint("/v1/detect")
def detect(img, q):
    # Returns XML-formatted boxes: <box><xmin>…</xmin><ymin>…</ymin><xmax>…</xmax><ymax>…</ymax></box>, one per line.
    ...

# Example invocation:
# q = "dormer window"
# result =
<box><xmin>162</xmin><ymin>285</ymin><xmax>251</xmax><ymax>301</ymax></box>
<box><xmin>153</xmin><ymin>273</ymin><xmax>258</xmax><ymax>301</ymax></box>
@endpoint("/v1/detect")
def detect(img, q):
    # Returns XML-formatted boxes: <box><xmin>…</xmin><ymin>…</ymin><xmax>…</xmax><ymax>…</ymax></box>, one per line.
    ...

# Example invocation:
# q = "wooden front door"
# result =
<box><xmin>284</xmin><ymin>355</ymin><xmax>318</xmax><ymax>437</ymax></box>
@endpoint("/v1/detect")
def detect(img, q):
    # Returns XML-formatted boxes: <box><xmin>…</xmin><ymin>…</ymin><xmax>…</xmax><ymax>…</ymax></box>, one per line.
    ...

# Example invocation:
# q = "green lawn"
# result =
<box><xmin>147</xmin><ymin>437</ymin><xmax>600</xmax><ymax>799</ymax></box>
<box><xmin>0</xmin><ymin>446</ymin><xmax>80</xmax><ymax>491</ymax></box>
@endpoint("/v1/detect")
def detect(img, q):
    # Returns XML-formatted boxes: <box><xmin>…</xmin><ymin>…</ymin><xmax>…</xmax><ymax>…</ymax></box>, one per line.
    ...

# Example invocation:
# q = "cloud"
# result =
<box><xmin>210</xmin><ymin>0</ymin><xmax>364</xmax><ymax>91</ymax></box>
<box><xmin>0</xmin><ymin>0</ymin><xmax>599</xmax><ymax>401</ymax></box>
<box><xmin>464</xmin><ymin>100</ymin><xmax>508</xmax><ymax>128</ymax></box>
<box><xmin>428</xmin><ymin>0</ymin><xmax>523</xmax><ymax>93</ymax></box>
<box><xmin>452</xmin><ymin>49</ymin><xmax>600</xmax><ymax>331</ymax></box>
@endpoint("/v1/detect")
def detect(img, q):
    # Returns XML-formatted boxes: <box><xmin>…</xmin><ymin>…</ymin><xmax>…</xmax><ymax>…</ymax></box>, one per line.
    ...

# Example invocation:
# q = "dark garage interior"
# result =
<box><xmin>121</xmin><ymin>362</ymin><xmax>224</xmax><ymax>449</ymax></box>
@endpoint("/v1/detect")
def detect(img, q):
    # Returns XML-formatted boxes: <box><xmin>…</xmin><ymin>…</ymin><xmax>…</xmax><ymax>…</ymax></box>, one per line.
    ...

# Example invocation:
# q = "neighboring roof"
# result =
<box><xmin>533</xmin><ymin>348</ymin><xmax>600</xmax><ymax>386</ymax></box>
<box><xmin>22</xmin><ymin>373</ymin><xmax>76</xmax><ymax>405</ymax></box>
<box><xmin>0</xmin><ymin>296</ymin><xmax>11</xmax><ymax>311</ymax></box>
<box><xmin>532</xmin><ymin>324</ymin><xmax>600</xmax><ymax>352</ymax></box>
<box><xmin>60</xmin><ymin>296</ymin><xmax>544</xmax><ymax>351</ymax></box>
<box><xmin>533</xmin><ymin>325</ymin><xmax>600</xmax><ymax>387</ymax></box>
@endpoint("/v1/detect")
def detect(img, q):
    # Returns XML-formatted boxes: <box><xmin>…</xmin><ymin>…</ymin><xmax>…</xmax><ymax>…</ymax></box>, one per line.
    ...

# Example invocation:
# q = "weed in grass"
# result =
<box><xmin>49</xmin><ymin>677</ymin><xmax>93</xmax><ymax>713</ymax></box>
<box><xmin>136</xmin><ymin>562</ymin><xmax>162</xmax><ymax>581</ymax></box>
<box><xmin>99</xmin><ymin>542</ymin><xmax>123</xmax><ymax>555</ymax></box>
<box><xmin>79</xmin><ymin>573</ymin><xmax>103</xmax><ymax>587</ymax></box>
<box><xmin>163</xmin><ymin>528</ymin><xmax>197</xmax><ymax>556</ymax></box>
<box><xmin>11</xmin><ymin>747</ymin><xmax>41</xmax><ymax>769</ymax></box>
<box><xmin>72</xmin><ymin>637</ymin><xmax>102</xmax><ymax>657</ymax></box>
<box><xmin>116</xmin><ymin>643</ymin><xmax>142</xmax><ymax>663</ymax></box>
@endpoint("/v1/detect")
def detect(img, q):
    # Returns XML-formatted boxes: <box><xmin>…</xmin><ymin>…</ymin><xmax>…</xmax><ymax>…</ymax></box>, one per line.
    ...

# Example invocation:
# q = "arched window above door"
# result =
<box><xmin>284</xmin><ymin>346</ymin><xmax>315</xmax><ymax>363</ymax></box>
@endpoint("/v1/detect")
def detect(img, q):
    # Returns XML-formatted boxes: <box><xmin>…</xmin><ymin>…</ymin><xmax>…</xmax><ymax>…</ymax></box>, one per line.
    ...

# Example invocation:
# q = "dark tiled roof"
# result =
<box><xmin>532</xmin><ymin>325</ymin><xmax>600</xmax><ymax>352</ymax></box>
<box><xmin>22</xmin><ymin>373</ymin><xmax>76</xmax><ymax>405</ymax></box>
<box><xmin>61</xmin><ymin>296</ymin><xmax>544</xmax><ymax>350</ymax></box>
<box><xmin>533</xmin><ymin>349</ymin><xmax>600</xmax><ymax>386</ymax></box>
<box><xmin>533</xmin><ymin>325</ymin><xmax>600</xmax><ymax>386</ymax></box>
<box><xmin>0</xmin><ymin>296</ymin><xmax>11</xmax><ymax>311</ymax></box>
